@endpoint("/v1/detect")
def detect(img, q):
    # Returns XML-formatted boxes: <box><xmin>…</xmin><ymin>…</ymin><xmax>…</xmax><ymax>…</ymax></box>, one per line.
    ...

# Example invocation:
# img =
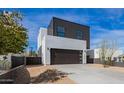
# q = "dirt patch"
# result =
<box><xmin>26</xmin><ymin>65</ymin><xmax>54</xmax><ymax>77</ymax></box>
<box><xmin>52</xmin><ymin>76</ymin><xmax>75</xmax><ymax>84</ymax></box>
<box><xmin>26</xmin><ymin>65</ymin><xmax>75</xmax><ymax>84</ymax></box>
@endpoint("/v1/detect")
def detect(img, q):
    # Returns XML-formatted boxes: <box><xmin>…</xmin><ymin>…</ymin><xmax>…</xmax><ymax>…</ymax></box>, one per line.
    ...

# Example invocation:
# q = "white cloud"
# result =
<box><xmin>91</xmin><ymin>26</ymin><xmax>124</xmax><ymax>51</ymax></box>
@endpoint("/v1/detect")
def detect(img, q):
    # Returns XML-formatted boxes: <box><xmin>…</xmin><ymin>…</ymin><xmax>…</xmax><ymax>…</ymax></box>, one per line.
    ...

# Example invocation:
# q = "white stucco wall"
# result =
<box><xmin>41</xmin><ymin>36</ymin><xmax>46</xmax><ymax>65</ymax></box>
<box><xmin>37</xmin><ymin>27</ymin><xmax>47</xmax><ymax>50</ymax></box>
<box><xmin>38</xmin><ymin>27</ymin><xmax>87</xmax><ymax>65</ymax></box>
<box><xmin>41</xmin><ymin>35</ymin><xmax>87</xmax><ymax>65</ymax></box>
<box><xmin>37</xmin><ymin>28</ymin><xmax>47</xmax><ymax>57</ymax></box>
<box><xmin>94</xmin><ymin>49</ymin><xmax>100</xmax><ymax>58</ymax></box>
<box><xmin>46</xmin><ymin>35</ymin><xmax>86</xmax><ymax>50</ymax></box>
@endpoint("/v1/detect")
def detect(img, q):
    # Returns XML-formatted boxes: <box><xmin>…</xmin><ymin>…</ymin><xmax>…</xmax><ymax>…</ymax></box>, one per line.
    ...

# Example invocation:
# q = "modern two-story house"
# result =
<box><xmin>37</xmin><ymin>17</ymin><xmax>90</xmax><ymax>65</ymax></box>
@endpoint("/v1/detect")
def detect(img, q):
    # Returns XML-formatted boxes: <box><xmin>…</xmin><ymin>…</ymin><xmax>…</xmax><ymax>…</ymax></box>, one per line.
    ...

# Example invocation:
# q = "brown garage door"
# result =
<box><xmin>51</xmin><ymin>49</ymin><xmax>81</xmax><ymax>64</ymax></box>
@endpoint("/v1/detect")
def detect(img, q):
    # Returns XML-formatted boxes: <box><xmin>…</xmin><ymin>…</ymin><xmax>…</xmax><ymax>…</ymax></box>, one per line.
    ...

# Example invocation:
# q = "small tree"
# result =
<box><xmin>99</xmin><ymin>39</ymin><xmax>118</xmax><ymax>67</ymax></box>
<box><xmin>99</xmin><ymin>40</ymin><xmax>109</xmax><ymax>67</ymax></box>
<box><xmin>0</xmin><ymin>11</ymin><xmax>28</xmax><ymax>54</ymax></box>
<box><xmin>107</xmin><ymin>40</ymin><xmax>118</xmax><ymax>66</ymax></box>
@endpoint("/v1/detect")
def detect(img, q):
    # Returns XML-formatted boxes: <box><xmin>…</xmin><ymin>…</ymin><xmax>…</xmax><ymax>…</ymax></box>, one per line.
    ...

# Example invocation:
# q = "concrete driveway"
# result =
<box><xmin>54</xmin><ymin>64</ymin><xmax>124</xmax><ymax>84</ymax></box>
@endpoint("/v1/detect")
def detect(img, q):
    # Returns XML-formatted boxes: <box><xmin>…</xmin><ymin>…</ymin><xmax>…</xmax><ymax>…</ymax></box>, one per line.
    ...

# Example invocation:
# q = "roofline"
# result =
<box><xmin>52</xmin><ymin>17</ymin><xmax>90</xmax><ymax>28</ymax></box>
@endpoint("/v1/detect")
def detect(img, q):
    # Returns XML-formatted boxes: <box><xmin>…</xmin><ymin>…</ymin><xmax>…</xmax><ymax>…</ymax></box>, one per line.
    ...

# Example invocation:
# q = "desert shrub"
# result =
<box><xmin>31</xmin><ymin>69</ymin><xmax>69</xmax><ymax>83</ymax></box>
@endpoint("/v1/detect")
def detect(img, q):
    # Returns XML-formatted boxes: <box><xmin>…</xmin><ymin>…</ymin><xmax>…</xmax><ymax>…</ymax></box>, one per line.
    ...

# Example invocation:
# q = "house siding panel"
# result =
<box><xmin>52</xmin><ymin>17</ymin><xmax>90</xmax><ymax>49</ymax></box>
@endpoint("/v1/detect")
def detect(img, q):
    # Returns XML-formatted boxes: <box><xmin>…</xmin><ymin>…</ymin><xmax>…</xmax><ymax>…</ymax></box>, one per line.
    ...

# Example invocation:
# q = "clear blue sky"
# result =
<box><xmin>1</xmin><ymin>8</ymin><xmax>124</xmax><ymax>51</ymax></box>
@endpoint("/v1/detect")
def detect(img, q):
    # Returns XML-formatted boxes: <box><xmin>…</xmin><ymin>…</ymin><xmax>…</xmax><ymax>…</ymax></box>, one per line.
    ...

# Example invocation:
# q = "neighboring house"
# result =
<box><xmin>87</xmin><ymin>49</ymin><xmax>104</xmax><ymax>63</ymax></box>
<box><xmin>115</xmin><ymin>54</ymin><xmax>124</xmax><ymax>62</ymax></box>
<box><xmin>87</xmin><ymin>49</ymin><xmax>123</xmax><ymax>63</ymax></box>
<box><xmin>37</xmin><ymin>17</ymin><xmax>90</xmax><ymax>65</ymax></box>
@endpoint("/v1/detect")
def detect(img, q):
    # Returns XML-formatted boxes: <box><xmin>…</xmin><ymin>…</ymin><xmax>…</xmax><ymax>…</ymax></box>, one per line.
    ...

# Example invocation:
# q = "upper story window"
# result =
<box><xmin>75</xmin><ymin>30</ymin><xmax>83</xmax><ymax>40</ymax></box>
<box><xmin>56</xmin><ymin>26</ymin><xmax>65</xmax><ymax>37</ymax></box>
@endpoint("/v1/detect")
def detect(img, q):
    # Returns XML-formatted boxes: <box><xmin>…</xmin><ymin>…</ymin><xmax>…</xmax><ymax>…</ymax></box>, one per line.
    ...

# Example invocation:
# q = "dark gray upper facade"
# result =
<box><xmin>48</xmin><ymin>17</ymin><xmax>90</xmax><ymax>49</ymax></box>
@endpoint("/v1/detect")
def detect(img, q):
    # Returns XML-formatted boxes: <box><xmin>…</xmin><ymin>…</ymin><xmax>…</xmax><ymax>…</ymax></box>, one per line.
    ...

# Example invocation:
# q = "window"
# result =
<box><xmin>56</xmin><ymin>26</ymin><xmax>65</xmax><ymax>37</ymax></box>
<box><xmin>75</xmin><ymin>30</ymin><xmax>83</xmax><ymax>39</ymax></box>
